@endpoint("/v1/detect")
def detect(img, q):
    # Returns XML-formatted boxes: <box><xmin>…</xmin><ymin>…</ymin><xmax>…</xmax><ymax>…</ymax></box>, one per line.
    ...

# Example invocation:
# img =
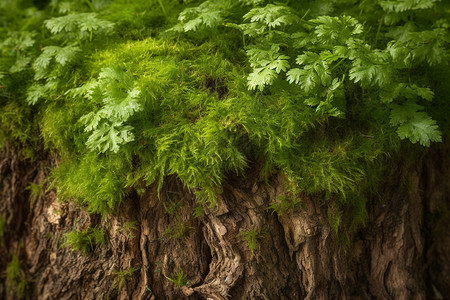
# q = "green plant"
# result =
<box><xmin>0</xmin><ymin>0</ymin><xmax>448</xmax><ymax>239</ymax></box>
<box><xmin>239</xmin><ymin>228</ymin><xmax>266</xmax><ymax>257</ymax></box>
<box><xmin>6</xmin><ymin>254</ymin><xmax>28</xmax><ymax>299</ymax></box>
<box><xmin>268</xmin><ymin>179</ymin><xmax>304</xmax><ymax>215</ymax></box>
<box><xmin>165</xmin><ymin>266</ymin><xmax>190</xmax><ymax>287</ymax></box>
<box><xmin>113</xmin><ymin>266</ymin><xmax>140</xmax><ymax>292</ymax></box>
<box><xmin>26</xmin><ymin>182</ymin><xmax>44</xmax><ymax>210</ymax></box>
<box><xmin>268</xmin><ymin>195</ymin><xmax>303</xmax><ymax>216</ymax></box>
<box><xmin>61</xmin><ymin>226</ymin><xmax>105</xmax><ymax>254</ymax></box>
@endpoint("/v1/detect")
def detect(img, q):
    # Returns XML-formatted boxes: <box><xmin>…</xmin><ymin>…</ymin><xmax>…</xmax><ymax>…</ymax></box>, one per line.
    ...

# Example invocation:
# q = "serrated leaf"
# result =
<box><xmin>380</xmin><ymin>83</ymin><xmax>434</xmax><ymax>103</ymax></box>
<box><xmin>174</xmin><ymin>0</ymin><xmax>228</xmax><ymax>32</ymax></box>
<box><xmin>79</xmin><ymin>68</ymin><xmax>143</xmax><ymax>153</ymax></box>
<box><xmin>85</xmin><ymin>123</ymin><xmax>135</xmax><ymax>153</ymax></box>
<box><xmin>32</xmin><ymin>45</ymin><xmax>80</xmax><ymax>80</ymax></box>
<box><xmin>390</xmin><ymin>101</ymin><xmax>441</xmax><ymax>146</ymax></box>
<box><xmin>53</xmin><ymin>45</ymin><xmax>81</xmax><ymax>66</ymax></box>
<box><xmin>349</xmin><ymin>49</ymin><xmax>392</xmax><ymax>87</ymax></box>
<box><xmin>45</xmin><ymin>13</ymin><xmax>114</xmax><ymax>39</ymax></box>
<box><xmin>312</xmin><ymin>16</ymin><xmax>363</xmax><ymax>46</ymax></box>
<box><xmin>379</xmin><ymin>0</ymin><xmax>439</xmax><ymax>13</ymax></box>
<box><xmin>9</xmin><ymin>56</ymin><xmax>31</xmax><ymax>73</ymax></box>
<box><xmin>247</xmin><ymin>67</ymin><xmax>277</xmax><ymax>91</ymax></box>
<box><xmin>246</xmin><ymin>45</ymin><xmax>290</xmax><ymax>90</ymax></box>
<box><xmin>287</xmin><ymin>52</ymin><xmax>331</xmax><ymax>92</ymax></box>
<box><xmin>26</xmin><ymin>84</ymin><xmax>48</xmax><ymax>105</ymax></box>
<box><xmin>243</xmin><ymin>4</ymin><xmax>298</xmax><ymax>29</ymax></box>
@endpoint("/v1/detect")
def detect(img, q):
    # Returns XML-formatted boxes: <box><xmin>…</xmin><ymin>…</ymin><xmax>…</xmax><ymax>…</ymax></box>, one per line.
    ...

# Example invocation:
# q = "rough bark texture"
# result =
<box><xmin>0</xmin><ymin>143</ymin><xmax>449</xmax><ymax>299</ymax></box>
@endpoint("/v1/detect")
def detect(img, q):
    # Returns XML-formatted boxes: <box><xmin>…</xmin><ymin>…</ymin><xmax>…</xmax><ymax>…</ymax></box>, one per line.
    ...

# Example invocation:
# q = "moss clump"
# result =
<box><xmin>6</xmin><ymin>254</ymin><xmax>28</xmax><ymax>299</ymax></box>
<box><xmin>62</xmin><ymin>226</ymin><xmax>106</xmax><ymax>254</ymax></box>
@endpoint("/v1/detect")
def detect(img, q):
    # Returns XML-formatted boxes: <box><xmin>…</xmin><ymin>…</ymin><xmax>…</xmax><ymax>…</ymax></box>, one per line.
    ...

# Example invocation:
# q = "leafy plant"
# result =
<box><xmin>113</xmin><ymin>266</ymin><xmax>140</xmax><ymax>292</ymax></box>
<box><xmin>0</xmin><ymin>0</ymin><xmax>448</xmax><ymax>240</ymax></box>
<box><xmin>239</xmin><ymin>228</ymin><xmax>266</xmax><ymax>257</ymax></box>
<box><xmin>75</xmin><ymin>67</ymin><xmax>143</xmax><ymax>153</ymax></box>
<box><xmin>44</xmin><ymin>13</ymin><xmax>114</xmax><ymax>41</ymax></box>
<box><xmin>61</xmin><ymin>226</ymin><xmax>105</xmax><ymax>254</ymax></box>
<box><xmin>165</xmin><ymin>266</ymin><xmax>190</xmax><ymax>287</ymax></box>
<box><xmin>268</xmin><ymin>195</ymin><xmax>303</xmax><ymax>216</ymax></box>
<box><xmin>163</xmin><ymin>221</ymin><xmax>193</xmax><ymax>239</ymax></box>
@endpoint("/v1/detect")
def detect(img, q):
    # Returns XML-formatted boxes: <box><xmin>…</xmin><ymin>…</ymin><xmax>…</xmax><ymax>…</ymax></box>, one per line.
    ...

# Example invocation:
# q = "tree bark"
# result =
<box><xmin>0</xmin><ymin>143</ymin><xmax>449</xmax><ymax>299</ymax></box>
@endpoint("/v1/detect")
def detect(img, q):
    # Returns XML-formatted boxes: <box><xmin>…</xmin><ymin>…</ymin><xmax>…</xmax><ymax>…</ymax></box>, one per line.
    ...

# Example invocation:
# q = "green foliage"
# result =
<box><xmin>268</xmin><ymin>195</ymin><xmax>303</xmax><ymax>216</ymax></box>
<box><xmin>169</xmin><ymin>0</ymin><xmax>231</xmax><ymax>32</ymax></box>
<box><xmin>390</xmin><ymin>101</ymin><xmax>442</xmax><ymax>146</ymax></box>
<box><xmin>26</xmin><ymin>182</ymin><xmax>44</xmax><ymax>209</ymax></box>
<box><xmin>113</xmin><ymin>266</ymin><xmax>140</xmax><ymax>292</ymax></box>
<box><xmin>53</xmin><ymin>153</ymin><xmax>130</xmax><ymax>214</ymax></box>
<box><xmin>62</xmin><ymin>226</ymin><xmax>106</xmax><ymax>254</ymax></box>
<box><xmin>162</xmin><ymin>194</ymin><xmax>193</xmax><ymax>238</ymax></box>
<box><xmin>239</xmin><ymin>228</ymin><xmax>266</xmax><ymax>257</ymax></box>
<box><xmin>0</xmin><ymin>0</ymin><xmax>448</xmax><ymax>238</ymax></box>
<box><xmin>6</xmin><ymin>254</ymin><xmax>28</xmax><ymax>299</ymax></box>
<box><xmin>165</xmin><ymin>266</ymin><xmax>190</xmax><ymax>287</ymax></box>
<box><xmin>76</xmin><ymin>67</ymin><xmax>143</xmax><ymax>153</ymax></box>
<box><xmin>44</xmin><ymin>13</ymin><xmax>114</xmax><ymax>40</ymax></box>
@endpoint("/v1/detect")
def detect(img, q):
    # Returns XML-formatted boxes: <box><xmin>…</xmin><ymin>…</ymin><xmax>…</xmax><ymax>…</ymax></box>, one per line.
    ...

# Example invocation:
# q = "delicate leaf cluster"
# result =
<box><xmin>44</xmin><ymin>13</ymin><xmax>114</xmax><ymax>40</ymax></box>
<box><xmin>74</xmin><ymin>67</ymin><xmax>143</xmax><ymax>153</ymax></box>
<box><xmin>62</xmin><ymin>226</ymin><xmax>106</xmax><ymax>254</ymax></box>
<box><xmin>0</xmin><ymin>0</ymin><xmax>448</xmax><ymax>238</ymax></box>
<box><xmin>177</xmin><ymin>0</ymin><xmax>447</xmax><ymax>146</ymax></box>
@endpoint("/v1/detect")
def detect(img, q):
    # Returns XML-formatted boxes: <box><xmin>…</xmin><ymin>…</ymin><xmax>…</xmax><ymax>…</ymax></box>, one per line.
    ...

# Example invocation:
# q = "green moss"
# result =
<box><xmin>61</xmin><ymin>226</ymin><xmax>106</xmax><ymax>254</ymax></box>
<box><xmin>1</xmin><ymin>0</ymin><xmax>448</xmax><ymax>239</ymax></box>
<box><xmin>239</xmin><ymin>228</ymin><xmax>267</xmax><ymax>257</ymax></box>
<box><xmin>53</xmin><ymin>153</ymin><xmax>130</xmax><ymax>215</ymax></box>
<box><xmin>26</xmin><ymin>182</ymin><xmax>44</xmax><ymax>210</ymax></box>
<box><xmin>6</xmin><ymin>254</ymin><xmax>28</xmax><ymax>299</ymax></box>
<box><xmin>113</xmin><ymin>266</ymin><xmax>140</xmax><ymax>292</ymax></box>
<box><xmin>163</xmin><ymin>221</ymin><xmax>193</xmax><ymax>239</ymax></box>
<box><xmin>165</xmin><ymin>266</ymin><xmax>190</xmax><ymax>288</ymax></box>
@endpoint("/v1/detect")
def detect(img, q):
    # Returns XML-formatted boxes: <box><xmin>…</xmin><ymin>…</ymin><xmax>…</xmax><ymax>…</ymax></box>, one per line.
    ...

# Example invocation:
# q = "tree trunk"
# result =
<box><xmin>0</xmin><ymin>143</ymin><xmax>449</xmax><ymax>299</ymax></box>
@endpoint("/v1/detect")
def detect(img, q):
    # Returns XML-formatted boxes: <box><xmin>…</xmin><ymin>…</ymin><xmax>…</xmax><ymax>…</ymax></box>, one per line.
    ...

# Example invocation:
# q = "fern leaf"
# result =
<box><xmin>379</xmin><ymin>0</ymin><xmax>439</xmax><ymax>13</ymax></box>
<box><xmin>390</xmin><ymin>102</ymin><xmax>441</xmax><ymax>146</ymax></box>
<box><xmin>243</xmin><ymin>4</ymin><xmax>298</xmax><ymax>28</ymax></box>
<box><xmin>79</xmin><ymin>68</ymin><xmax>142</xmax><ymax>153</ymax></box>
<box><xmin>26</xmin><ymin>84</ymin><xmax>48</xmax><ymax>105</ymax></box>
<box><xmin>9</xmin><ymin>56</ymin><xmax>31</xmax><ymax>73</ymax></box>
<box><xmin>85</xmin><ymin>123</ymin><xmax>135</xmax><ymax>153</ymax></box>
<box><xmin>247</xmin><ymin>67</ymin><xmax>278</xmax><ymax>91</ymax></box>
<box><xmin>312</xmin><ymin>16</ymin><xmax>363</xmax><ymax>46</ymax></box>
<box><xmin>246</xmin><ymin>45</ymin><xmax>290</xmax><ymax>90</ymax></box>
<box><xmin>45</xmin><ymin>13</ymin><xmax>114</xmax><ymax>39</ymax></box>
<box><xmin>287</xmin><ymin>52</ymin><xmax>331</xmax><ymax>92</ymax></box>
